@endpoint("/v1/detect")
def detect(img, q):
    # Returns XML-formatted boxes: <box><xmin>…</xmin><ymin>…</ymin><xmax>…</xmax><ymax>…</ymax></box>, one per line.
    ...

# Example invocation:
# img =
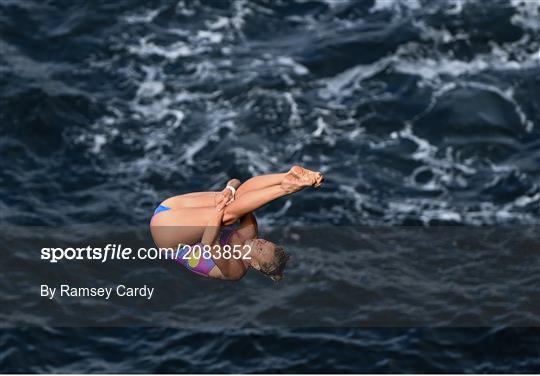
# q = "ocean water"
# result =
<box><xmin>1</xmin><ymin>0</ymin><xmax>540</xmax><ymax>373</ymax></box>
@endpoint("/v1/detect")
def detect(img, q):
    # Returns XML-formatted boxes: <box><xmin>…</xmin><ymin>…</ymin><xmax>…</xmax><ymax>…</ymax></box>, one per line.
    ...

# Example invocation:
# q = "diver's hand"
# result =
<box><xmin>215</xmin><ymin>178</ymin><xmax>240</xmax><ymax>211</ymax></box>
<box><xmin>215</xmin><ymin>188</ymin><xmax>234</xmax><ymax>212</ymax></box>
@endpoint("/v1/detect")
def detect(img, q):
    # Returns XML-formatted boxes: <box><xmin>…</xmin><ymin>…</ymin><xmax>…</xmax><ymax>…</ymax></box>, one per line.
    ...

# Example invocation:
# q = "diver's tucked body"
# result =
<box><xmin>150</xmin><ymin>165</ymin><xmax>323</xmax><ymax>281</ymax></box>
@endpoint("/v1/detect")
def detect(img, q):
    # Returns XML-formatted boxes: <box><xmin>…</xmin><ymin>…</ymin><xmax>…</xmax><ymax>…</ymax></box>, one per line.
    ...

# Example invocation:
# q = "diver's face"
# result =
<box><xmin>248</xmin><ymin>238</ymin><xmax>277</xmax><ymax>266</ymax></box>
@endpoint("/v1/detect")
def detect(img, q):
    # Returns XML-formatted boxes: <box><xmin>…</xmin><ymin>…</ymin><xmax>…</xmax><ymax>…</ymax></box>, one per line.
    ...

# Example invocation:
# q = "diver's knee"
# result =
<box><xmin>223</xmin><ymin>210</ymin><xmax>239</xmax><ymax>225</ymax></box>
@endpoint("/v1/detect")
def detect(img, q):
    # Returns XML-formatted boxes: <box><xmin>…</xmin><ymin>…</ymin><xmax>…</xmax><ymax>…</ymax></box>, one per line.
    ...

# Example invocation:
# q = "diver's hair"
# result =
<box><xmin>260</xmin><ymin>246</ymin><xmax>290</xmax><ymax>281</ymax></box>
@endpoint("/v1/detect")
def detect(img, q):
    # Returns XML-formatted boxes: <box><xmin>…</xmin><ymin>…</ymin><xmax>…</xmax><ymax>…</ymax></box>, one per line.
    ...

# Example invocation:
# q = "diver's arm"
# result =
<box><xmin>201</xmin><ymin>178</ymin><xmax>241</xmax><ymax>246</ymax></box>
<box><xmin>201</xmin><ymin>209</ymin><xmax>224</xmax><ymax>246</ymax></box>
<box><xmin>200</xmin><ymin>209</ymin><xmax>234</xmax><ymax>278</ymax></box>
<box><xmin>228</xmin><ymin>178</ymin><xmax>241</xmax><ymax>189</ymax></box>
<box><xmin>216</xmin><ymin>178</ymin><xmax>242</xmax><ymax>211</ymax></box>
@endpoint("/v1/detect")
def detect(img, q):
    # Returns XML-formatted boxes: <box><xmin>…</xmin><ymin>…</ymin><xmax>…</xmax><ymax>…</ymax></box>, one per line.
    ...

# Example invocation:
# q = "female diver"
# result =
<box><xmin>150</xmin><ymin>166</ymin><xmax>324</xmax><ymax>281</ymax></box>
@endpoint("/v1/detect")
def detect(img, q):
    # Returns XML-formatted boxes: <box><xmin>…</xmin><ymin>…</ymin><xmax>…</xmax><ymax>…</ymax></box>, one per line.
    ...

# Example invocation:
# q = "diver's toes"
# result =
<box><xmin>287</xmin><ymin>166</ymin><xmax>323</xmax><ymax>188</ymax></box>
<box><xmin>289</xmin><ymin>165</ymin><xmax>303</xmax><ymax>178</ymax></box>
<box><xmin>315</xmin><ymin>172</ymin><xmax>324</xmax><ymax>187</ymax></box>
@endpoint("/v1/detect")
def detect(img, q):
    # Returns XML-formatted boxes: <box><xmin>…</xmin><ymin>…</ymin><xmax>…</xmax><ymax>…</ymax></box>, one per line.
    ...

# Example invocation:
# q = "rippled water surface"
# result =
<box><xmin>1</xmin><ymin>0</ymin><xmax>540</xmax><ymax>373</ymax></box>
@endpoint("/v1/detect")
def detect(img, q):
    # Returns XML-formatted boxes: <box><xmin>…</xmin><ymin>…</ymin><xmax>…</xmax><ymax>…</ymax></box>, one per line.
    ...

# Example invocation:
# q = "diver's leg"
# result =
<box><xmin>235</xmin><ymin>166</ymin><xmax>324</xmax><ymax>198</ymax></box>
<box><xmin>150</xmin><ymin>206</ymin><xmax>216</xmax><ymax>247</ymax></box>
<box><xmin>150</xmin><ymin>190</ymin><xmax>280</xmax><ymax>247</ymax></box>
<box><xmin>235</xmin><ymin>173</ymin><xmax>286</xmax><ymax>197</ymax></box>
<box><xmin>160</xmin><ymin>175</ymin><xmax>286</xmax><ymax>210</ymax></box>
<box><xmin>161</xmin><ymin>192</ymin><xmax>217</xmax><ymax>208</ymax></box>
<box><xmin>160</xmin><ymin>167</ymin><xmax>323</xmax><ymax>210</ymax></box>
<box><xmin>151</xmin><ymin>167</ymin><xmax>324</xmax><ymax>246</ymax></box>
<box><xmin>223</xmin><ymin>166</ymin><xmax>324</xmax><ymax>224</ymax></box>
<box><xmin>222</xmin><ymin>185</ymin><xmax>290</xmax><ymax>225</ymax></box>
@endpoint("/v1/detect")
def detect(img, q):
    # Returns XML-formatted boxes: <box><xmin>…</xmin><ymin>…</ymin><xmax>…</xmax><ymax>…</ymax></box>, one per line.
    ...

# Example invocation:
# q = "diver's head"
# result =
<box><xmin>245</xmin><ymin>238</ymin><xmax>290</xmax><ymax>281</ymax></box>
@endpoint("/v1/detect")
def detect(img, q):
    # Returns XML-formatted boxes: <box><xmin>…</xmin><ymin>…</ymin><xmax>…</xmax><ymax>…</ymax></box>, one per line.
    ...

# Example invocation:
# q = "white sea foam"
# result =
<box><xmin>319</xmin><ymin>58</ymin><xmax>390</xmax><ymax>99</ymax></box>
<box><xmin>284</xmin><ymin>92</ymin><xmax>301</xmax><ymax>126</ymax></box>
<box><xmin>74</xmin><ymin>1</ymin><xmax>539</xmax><ymax>226</ymax></box>
<box><xmin>124</xmin><ymin>7</ymin><xmax>162</xmax><ymax>24</ymax></box>
<box><xmin>128</xmin><ymin>38</ymin><xmax>204</xmax><ymax>60</ymax></box>
<box><xmin>206</xmin><ymin>16</ymin><xmax>231</xmax><ymax>30</ymax></box>
<box><xmin>511</xmin><ymin>0</ymin><xmax>540</xmax><ymax>30</ymax></box>
<box><xmin>370</xmin><ymin>0</ymin><xmax>421</xmax><ymax>14</ymax></box>
<box><xmin>196</xmin><ymin>30</ymin><xmax>224</xmax><ymax>44</ymax></box>
<box><xmin>276</xmin><ymin>56</ymin><xmax>309</xmax><ymax>76</ymax></box>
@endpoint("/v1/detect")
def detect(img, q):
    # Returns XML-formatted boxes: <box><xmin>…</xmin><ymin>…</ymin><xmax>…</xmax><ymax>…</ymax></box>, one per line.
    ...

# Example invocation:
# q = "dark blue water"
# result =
<box><xmin>1</xmin><ymin>0</ymin><xmax>540</xmax><ymax>372</ymax></box>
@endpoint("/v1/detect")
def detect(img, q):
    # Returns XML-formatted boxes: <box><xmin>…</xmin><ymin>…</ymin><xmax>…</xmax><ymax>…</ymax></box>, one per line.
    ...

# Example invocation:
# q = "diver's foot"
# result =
<box><xmin>281</xmin><ymin>165</ymin><xmax>324</xmax><ymax>193</ymax></box>
<box><xmin>290</xmin><ymin>165</ymin><xmax>324</xmax><ymax>187</ymax></box>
